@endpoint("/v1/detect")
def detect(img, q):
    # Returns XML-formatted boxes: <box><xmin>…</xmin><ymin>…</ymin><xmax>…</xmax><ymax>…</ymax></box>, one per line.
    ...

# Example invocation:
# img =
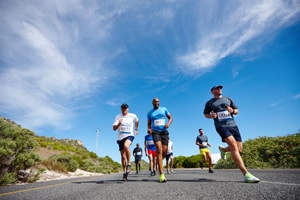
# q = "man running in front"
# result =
<box><xmin>203</xmin><ymin>85</ymin><xmax>259</xmax><ymax>183</ymax></box>
<box><xmin>147</xmin><ymin>97</ymin><xmax>173</xmax><ymax>183</ymax></box>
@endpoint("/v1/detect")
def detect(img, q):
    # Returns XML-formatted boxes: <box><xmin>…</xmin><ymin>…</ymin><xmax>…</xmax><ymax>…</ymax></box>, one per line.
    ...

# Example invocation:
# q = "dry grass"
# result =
<box><xmin>39</xmin><ymin>160</ymin><xmax>68</xmax><ymax>173</ymax></box>
<box><xmin>36</xmin><ymin>147</ymin><xmax>61</xmax><ymax>160</ymax></box>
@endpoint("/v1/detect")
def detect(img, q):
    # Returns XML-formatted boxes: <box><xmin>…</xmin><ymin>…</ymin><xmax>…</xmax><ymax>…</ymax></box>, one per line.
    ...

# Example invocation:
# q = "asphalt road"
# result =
<box><xmin>0</xmin><ymin>169</ymin><xmax>299</xmax><ymax>200</ymax></box>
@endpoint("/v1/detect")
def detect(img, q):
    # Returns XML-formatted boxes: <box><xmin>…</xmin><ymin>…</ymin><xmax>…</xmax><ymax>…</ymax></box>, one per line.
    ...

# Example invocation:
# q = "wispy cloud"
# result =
<box><xmin>177</xmin><ymin>0</ymin><xmax>300</xmax><ymax>72</ymax></box>
<box><xmin>0</xmin><ymin>0</ymin><xmax>299</xmax><ymax>131</ymax></box>
<box><xmin>0</xmin><ymin>1</ymin><xmax>118</xmax><ymax>129</ymax></box>
<box><xmin>269</xmin><ymin>101</ymin><xmax>280</xmax><ymax>108</ymax></box>
<box><xmin>293</xmin><ymin>94</ymin><xmax>300</xmax><ymax>100</ymax></box>
<box><xmin>106</xmin><ymin>98</ymin><xmax>121</xmax><ymax>107</ymax></box>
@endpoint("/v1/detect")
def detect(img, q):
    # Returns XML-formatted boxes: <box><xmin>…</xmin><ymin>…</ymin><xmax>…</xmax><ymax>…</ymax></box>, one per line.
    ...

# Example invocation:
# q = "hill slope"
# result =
<box><xmin>0</xmin><ymin>116</ymin><xmax>121</xmax><ymax>185</ymax></box>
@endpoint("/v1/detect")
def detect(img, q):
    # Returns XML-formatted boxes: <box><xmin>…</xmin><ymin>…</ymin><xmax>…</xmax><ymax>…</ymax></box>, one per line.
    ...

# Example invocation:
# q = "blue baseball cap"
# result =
<box><xmin>211</xmin><ymin>85</ymin><xmax>223</xmax><ymax>91</ymax></box>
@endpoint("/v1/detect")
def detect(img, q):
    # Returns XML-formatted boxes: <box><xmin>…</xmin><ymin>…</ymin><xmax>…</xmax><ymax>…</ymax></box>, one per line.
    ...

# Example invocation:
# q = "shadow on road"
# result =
<box><xmin>71</xmin><ymin>177</ymin><xmax>241</xmax><ymax>185</ymax></box>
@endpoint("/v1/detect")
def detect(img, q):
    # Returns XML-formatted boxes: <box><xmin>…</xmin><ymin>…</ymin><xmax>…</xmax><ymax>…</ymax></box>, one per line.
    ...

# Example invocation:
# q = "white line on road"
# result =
<box><xmin>261</xmin><ymin>181</ymin><xmax>300</xmax><ymax>186</ymax></box>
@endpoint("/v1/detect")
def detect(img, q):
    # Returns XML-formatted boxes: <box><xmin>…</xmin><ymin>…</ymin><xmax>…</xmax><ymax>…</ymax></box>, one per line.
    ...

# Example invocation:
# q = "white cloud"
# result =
<box><xmin>293</xmin><ymin>94</ymin><xmax>300</xmax><ymax>100</ymax></box>
<box><xmin>106</xmin><ymin>99</ymin><xmax>120</xmax><ymax>107</ymax></box>
<box><xmin>232</xmin><ymin>70</ymin><xmax>239</xmax><ymax>78</ymax></box>
<box><xmin>0</xmin><ymin>0</ymin><xmax>299</xmax><ymax>131</ymax></box>
<box><xmin>269</xmin><ymin>102</ymin><xmax>280</xmax><ymax>107</ymax></box>
<box><xmin>0</xmin><ymin>0</ymin><xmax>116</xmax><ymax>130</ymax></box>
<box><xmin>177</xmin><ymin>0</ymin><xmax>300</xmax><ymax>72</ymax></box>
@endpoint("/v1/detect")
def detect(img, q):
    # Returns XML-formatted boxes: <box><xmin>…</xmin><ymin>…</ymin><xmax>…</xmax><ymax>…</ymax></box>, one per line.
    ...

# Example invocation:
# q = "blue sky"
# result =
<box><xmin>1</xmin><ymin>0</ymin><xmax>300</xmax><ymax>163</ymax></box>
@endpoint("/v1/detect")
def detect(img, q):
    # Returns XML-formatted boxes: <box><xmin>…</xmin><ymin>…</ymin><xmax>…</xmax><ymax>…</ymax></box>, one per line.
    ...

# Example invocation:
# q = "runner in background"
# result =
<box><xmin>166</xmin><ymin>138</ymin><xmax>174</xmax><ymax>174</ymax></box>
<box><xmin>133</xmin><ymin>143</ymin><xmax>143</xmax><ymax>174</ymax></box>
<box><xmin>144</xmin><ymin>132</ymin><xmax>157</xmax><ymax>176</ymax></box>
<box><xmin>195</xmin><ymin>128</ymin><xmax>214</xmax><ymax>173</ymax></box>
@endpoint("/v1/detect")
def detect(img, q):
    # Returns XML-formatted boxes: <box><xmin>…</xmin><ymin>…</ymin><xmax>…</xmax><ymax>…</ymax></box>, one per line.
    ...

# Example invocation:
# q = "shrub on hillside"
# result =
<box><xmin>214</xmin><ymin>132</ymin><xmax>300</xmax><ymax>169</ymax></box>
<box><xmin>39</xmin><ymin>160</ymin><xmax>68</xmax><ymax>173</ymax></box>
<box><xmin>49</xmin><ymin>154</ymin><xmax>79</xmax><ymax>172</ymax></box>
<box><xmin>0</xmin><ymin>118</ymin><xmax>40</xmax><ymax>185</ymax></box>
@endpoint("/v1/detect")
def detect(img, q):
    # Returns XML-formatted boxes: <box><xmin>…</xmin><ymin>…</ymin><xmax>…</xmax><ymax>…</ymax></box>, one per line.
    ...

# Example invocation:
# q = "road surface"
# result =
<box><xmin>0</xmin><ymin>169</ymin><xmax>299</xmax><ymax>199</ymax></box>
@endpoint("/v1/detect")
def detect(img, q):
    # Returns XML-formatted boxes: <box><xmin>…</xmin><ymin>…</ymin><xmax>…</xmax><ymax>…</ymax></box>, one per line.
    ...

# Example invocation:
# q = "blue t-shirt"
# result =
<box><xmin>145</xmin><ymin>134</ymin><xmax>156</xmax><ymax>151</ymax></box>
<box><xmin>147</xmin><ymin>107</ymin><xmax>170</xmax><ymax>131</ymax></box>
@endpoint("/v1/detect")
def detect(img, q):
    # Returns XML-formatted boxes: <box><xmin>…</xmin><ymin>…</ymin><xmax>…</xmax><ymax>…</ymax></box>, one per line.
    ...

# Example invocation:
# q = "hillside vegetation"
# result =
<box><xmin>0</xmin><ymin>117</ymin><xmax>121</xmax><ymax>185</ymax></box>
<box><xmin>173</xmin><ymin>132</ymin><xmax>300</xmax><ymax>169</ymax></box>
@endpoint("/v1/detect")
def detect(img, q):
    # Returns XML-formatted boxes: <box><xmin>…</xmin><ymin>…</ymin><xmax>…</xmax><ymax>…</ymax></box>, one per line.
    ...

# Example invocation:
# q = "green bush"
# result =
<box><xmin>49</xmin><ymin>154</ymin><xmax>79</xmax><ymax>172</ymax></box>
<box><xmin>80</xmin><ymin>159</ymin><xmax>95</xmax><ymax>171</ymax></box>
<box><xmin>0</xmin><ymin>172</ymin><xmax>18</xmax><ymax>185</ymax></box>
<box><xmin>214</xmin><ymin>133</ymin><xmax>300</xmax><ymax>169</ymax></box>
<box><xmin>174</xmin><ymin>133</ymin><xmax>300</xmax><ymax>170</ymax></box>
<box><xmin>0</xmin><ymin>118</ymin><xmax>40</xmax><ymax>185</ymax></box>
<box><xmin>68</xmin><ymin>159</ymin><xmax>79</xmax><ymax>172</ymax></box>
<box><xmin>89</xmin><ymin>152</ymin><xmax>97</xmax><ymax>158</ymax></box>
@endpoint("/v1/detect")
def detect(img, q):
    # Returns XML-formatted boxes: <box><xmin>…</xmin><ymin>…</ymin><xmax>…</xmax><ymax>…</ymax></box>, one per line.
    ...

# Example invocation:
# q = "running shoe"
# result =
<box><xmin>209</xmin><ymin>169</ymin><xmax>214</xmax><ymax>173</ymax></box>
<box><xmin>244</xmin><ymin>172</ymin><xmax>260</xmax><ymax>183</ymax></box>
<box><xmin>200</xmin><ymin>162</ymin><xmax>203</xmax><ymax>169</ymax></box>
<box><xmin>126</xmin><ymin>164</ymin><xmax>131</xmax><ymax>174</ymax></box>
<box><xmin>122</xmin><ymin>173</ymin><xmax>127</xmax><ymax>181</ymax></box>
<box><xmin>170</xmin><ymin>169</ymin><xmax>174</xmax><ymax>173</ymax></box>
<box><xmin>159</xmin><ymin>173</ymin><xmax>167</xmax><ymax>183</ymax></box>
<box><xmin>167</xmin><ymin>169</ymin><xmax>170</xmax><ymax>174</ymax></box>
<box><xmin>218</xmin><ymin>145</ymin><xmax>225</xmax><ymax>160</ymax></box>
<box><xmin>224</xmin><ymin>152</ymin><xmax>229</xmax><ymax>159</ymax></box>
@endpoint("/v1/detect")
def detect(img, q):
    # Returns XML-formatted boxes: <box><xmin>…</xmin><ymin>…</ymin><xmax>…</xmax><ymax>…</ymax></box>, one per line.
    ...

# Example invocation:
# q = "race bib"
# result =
<box><xmin>120</xmin><ymin>125</ymin><xmax>132</xmax><ymax>133</ymax></box>
<box><xmin>202</xmin><ymin>142</ymin><xmax>207</xmax><ymax>146</ymax></box>
<box><xmin>217</xmin><ymin>110</ymin><xmax>233</xmax><ymax>121</ymax></box>
<box><xmin>137</xmin><ymin>152</ymin><xmax>142</xmax><ymax>155</ymax></box>
<box><xmin>154</xmin><ymin>119</ymin><xmax>165</xmax><ymax>126</ymax></box>
<box><xmin>147</xmin><ymin>140</ymin><xmax>154</xmax><ymax>145</ymax></box>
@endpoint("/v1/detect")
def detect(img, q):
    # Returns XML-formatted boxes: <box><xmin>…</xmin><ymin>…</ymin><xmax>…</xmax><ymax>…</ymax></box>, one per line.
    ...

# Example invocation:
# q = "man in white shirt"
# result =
<box><xmin>113</xmin><ymin>103</ymin><xmax>139</xmax><ymax>181</ymax></box>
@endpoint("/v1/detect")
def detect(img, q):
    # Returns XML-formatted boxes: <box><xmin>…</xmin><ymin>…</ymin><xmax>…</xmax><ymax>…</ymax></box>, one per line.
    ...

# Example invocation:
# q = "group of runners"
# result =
<box><xmin>132</xmin><ymin>135</ymin><xmax>174</xmax><ymax>177</ymax></box>
<box><xmin>113</xmin><ymin>85</ymin><xmax>260</xmax><ymax>183</ymax></box>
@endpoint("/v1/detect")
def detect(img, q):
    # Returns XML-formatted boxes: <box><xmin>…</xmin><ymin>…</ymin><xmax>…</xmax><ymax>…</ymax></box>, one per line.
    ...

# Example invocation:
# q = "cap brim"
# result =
<box><xmin>211</xmin><ymin>85</ymin><xmax>223</xmax><ymax>91</ymax></box>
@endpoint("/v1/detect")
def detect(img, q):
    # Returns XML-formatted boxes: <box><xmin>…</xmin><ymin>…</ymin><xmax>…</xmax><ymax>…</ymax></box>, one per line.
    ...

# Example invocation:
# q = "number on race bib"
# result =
<box><xmin>217</xmin><ymin>110</ymin><xmax>233</xmax><ymax>121</ymax></box>
<box><xmin>120</xmin><ymin>125</ymin><xmax>132</xmax><ymax>133</ymax></box>
<box><xmin>154</xmin><ymin>119</ymin><xmax>165</xmax><ymax>126</ymax></box>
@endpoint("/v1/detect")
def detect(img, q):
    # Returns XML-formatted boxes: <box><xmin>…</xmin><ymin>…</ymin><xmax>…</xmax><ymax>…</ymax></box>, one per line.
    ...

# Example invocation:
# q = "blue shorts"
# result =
<box><xmin>216</xmin><ymin>126</ymin><xmax>242</xmax><ymax>143</ymax></box>
<box><xmin>117</xmin><ymin>136</ymin><xmax>134</xmax><ymax>151</ymax></box>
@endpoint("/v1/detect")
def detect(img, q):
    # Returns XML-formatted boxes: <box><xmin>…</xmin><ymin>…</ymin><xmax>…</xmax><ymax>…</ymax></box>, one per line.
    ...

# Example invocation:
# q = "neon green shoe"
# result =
<box><xmin>224</xmin><ymin>152</ymin><xmax>229</xmax><ymax>159</ymax></box>
<box><xmin>244</xmin><ymin>172</ymin><xmax>260</xmax><ymax>183</ymax></box>
<box><xmin>218</xmin><ymin>145</ymin><xmax>225</xmax><ymax>160</ymax></box>
<box><xmin>159</xmin><ymin>173</ymin><xmax>167</xmax><ymax>183</ymax></box>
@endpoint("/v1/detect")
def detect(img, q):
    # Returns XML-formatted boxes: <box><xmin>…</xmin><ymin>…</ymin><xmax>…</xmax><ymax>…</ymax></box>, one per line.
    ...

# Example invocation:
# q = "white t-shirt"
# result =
<box><xmin>113</xmin><ymin>113</ymin><xmax>139</xmax><ymax>141</ymax></box>
<box><xmin>167</xmin><ymin>140</ymin><xmax>173</xmax><ymax>154</ymax></box>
